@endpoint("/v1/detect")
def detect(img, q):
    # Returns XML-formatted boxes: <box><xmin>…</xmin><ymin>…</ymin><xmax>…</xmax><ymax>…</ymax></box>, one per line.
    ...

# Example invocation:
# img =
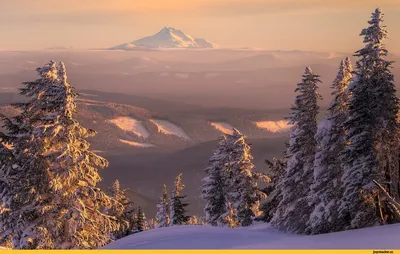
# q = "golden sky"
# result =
<box><xmin>1</xmin><ymin>0</ymin><xmax>399</xmax><ymax>53</ymax></box>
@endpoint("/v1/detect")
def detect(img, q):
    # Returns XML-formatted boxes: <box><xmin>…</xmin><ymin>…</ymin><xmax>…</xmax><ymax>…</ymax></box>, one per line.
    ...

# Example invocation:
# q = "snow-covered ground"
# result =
<box><xmin>210</xmin><ymin>122</ymin><xmax>235</xmax><ymax>135</ymax></box>
<box><xmin>255</xmin><ymin>120</ymin><xmax>291</xmax><ymax>133</ymax></box>
<box><xmin>108</xmin><ymin>117</ymin><xmax>150</xmax><ymax>139</ymax></box>
<box><xmin>103</xmin><ymin>223</ymin><xmax>400</xmax><ymax>249</ymax></box>
<box><xmin>119</xmin><ymin>139</ymin><xmax>155</xmax><ymax>148</ymax></box>
<box><xmin>150</xmin><ymin>119</ymin><xmax>190</xmax><ymax>140</ymax></box>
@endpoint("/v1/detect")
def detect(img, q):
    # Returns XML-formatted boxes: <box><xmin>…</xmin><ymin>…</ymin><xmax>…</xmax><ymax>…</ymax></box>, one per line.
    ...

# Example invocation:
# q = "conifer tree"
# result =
<box><xmin>258</xmin><ymin>157</ymin><xmax>286</xmax><ymax>222</ymax></box>
<box><xmin>339</xmin><ymin>8</ymin><xmax>400</xmax><ymax>229</ymax></box>
<box><xmin>107</xmin><ymin>180</ymin><xmax>135</xmax><ymax>239</ymax></box>
<box><xmin>136</xmin><ymin>206</ymin><xmax>148</xmax><ymax>232</ymax></box>
<box><xmin>222</xmin><ymin>201</ymin><xmax>238</xmax><ymax>228</ymax></box>
<box><xmin>272</xmin><ymin>67</ymin><xmax>322</xmax><ymax>234</ymax></box>
<box><xmin>0</xmin><ymin>62</ymin><xmax>121</xmax><ymax>249</ymax></box>
<box><xmin>147</xmin><ymin>218</ymin><xmax>156</xmax><ymax>229</ymax></box>
<box><xmin>188</xmin><ymin>216</ymin><xmax>199</xmax><ymax>225</ymax></box>
<box><xmin>201</xmin><ymin>136</ymin><xmax>230</xmax><ymax>226</ymax></box>
<box><xmin>226</xmin><ymin>129</ymin><xmax>269</xmax><ymax>227</ymax></box>
<box><xmin>156</xmin><ymin>184</ymin><xmax>170</xmax><ymax>228</ymax></box>
<box><xmin>307</xmin><ymin>58</ymin><xmax>353</xmax><ymax>234</ymax></box>
<box><xmin>170</xmin><ymin>173</ymin><xmax>190</xmax><ymax>226</ymax></box>
<box><xmin>0</xmin><ymin>141</ymin><xmax>13</xmax><ymax>246</ymax></box>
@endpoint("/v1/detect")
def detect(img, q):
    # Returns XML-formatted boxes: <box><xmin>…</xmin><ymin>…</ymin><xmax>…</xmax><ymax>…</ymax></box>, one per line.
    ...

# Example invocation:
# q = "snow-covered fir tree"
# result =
<box><xmin>338</xmin><ymin>8</ymin><xmax>400</xmax><ymax>230</ymax></box>
<box><xmin>136</xmin><ymin>206</ymin><xmax>148</xmax><ymax>232</ymax></box>
<box><xmin>147</xmin><ymin>218</ymin><xmax>156</xmax><ymax>229</ymax></box>
<box><xmin>0</xmin><ymin>62</ymin><xmax>121</xmax><ymax>249</ymax></box>
<box><xmin>222</xmin><ymin>201</ymin><xmax>239</xmax><ymax>228</ymax></box>
<box><xmin>363</xmin><ymin>9</ymin><xmax>400</xmax><ymax>203</ymax></box>
<box><xmin>226</xmin><ymin>129</ymin><xmax>269</xmax><ymax>227</ymax></box>
<box><xmin>170</xmin><ymin>173</ymin><xmax>190</xmax><ymax>226</ymax></box>
<box><xmin>307</xmin><ymin>57</ymin><xmax>353</xmax><ymax>234</ymax></box>
<box><xmin>202</xmin><ymin>131</ymin><xmax>268</xmax><ymax>227</ymax></box>
<box><xmin>107</xmin><ymin>180</ymin><xmax>136</xmax><ymax>240</ymax></box>
<box><xmin>201</xmin><ymin>136</ymin><xmax>230</xmax><ymax>226</ymax></box>
<box><xmin>272</xmin><ymin>67</ymin><xmax>322</xmax><ymax>234</ymax></box>
<box><xmin>258</xmin><ymin>156</ymin><xmax>286</xmax><ymax>222</ymax></box>
<box><xmin>156</xmin><ymin>184</ymin><xmax>170</xmax><ymax>228</ymax></box>
<box><xmin>188</xmin><ymin>216</ymin><xmax>199</xmax><ymax>225</ymax></box>
<box><xmin>0</xmin><ymin>141</ymin><xmax>13</xmax><ymax>247</ymax></box>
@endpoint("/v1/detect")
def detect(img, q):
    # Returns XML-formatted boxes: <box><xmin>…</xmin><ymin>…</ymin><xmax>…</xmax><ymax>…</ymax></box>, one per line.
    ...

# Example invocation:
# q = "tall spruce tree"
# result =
<box><xmin>338</xmin><ymin>8</ymin><xmax>400</xmax><ymax>229</ymax></box>
<box><xmin>0</xmin><ymin>62</ymin><xmax>121</xmax><ymax>249</ymax></box>
<box><xmin>226</xmin><ymin>129</ymin><xmax>269</xmax><ymax>227</ymax></box>
<box><xmin>107</xmin><ymin>180</ymin><xmax>135</xmax><ymax>240</ymax></box>
<box><xmin>222</xmin><ymin>201</ymin><xmax>239</xmax><ymax>228</ymax></box>
<box><xmin>272</xmin><ymin>67</ymin><xmax>322</xmax><ymax>234</ymax></box>
<box><xmin>136</xmin><ymin>206</ymin><xmax>148</xmax><ymax>232</ymax></box>
<box><xmin>201</xmin><ymin>136</ymin><xmax>230</xmax><ymax>226</ymax></box>
<box><xmin>258</xmin><ymin>156</ymin><xmax>286</xmax><ymax>222</ymax></box>
<box><xmin>169</xmin><ymin>173</ymin><xmax>190</xmax><ymax>226</ymax></box>
<box><xmin>307</xmin><ymin>58</ymin><xmax>353</xmax><ymax>234</ymax></box>
<box><xmin>155</xmin><ymin>184</ymin><xmax>170</xmax><ymax>228</ymax></box>
<box><xmin>0</xmin><ymin>141</ymin><xmax>13</xmax><ymax>246</ymax></box>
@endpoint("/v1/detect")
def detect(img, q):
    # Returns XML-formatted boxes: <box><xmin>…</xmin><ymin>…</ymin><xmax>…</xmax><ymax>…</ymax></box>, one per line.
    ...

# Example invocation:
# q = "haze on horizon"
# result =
<box><xmin>0</xmin><ymin>0</ymin><xmax>400</xmax><ymax>53</ymax></box>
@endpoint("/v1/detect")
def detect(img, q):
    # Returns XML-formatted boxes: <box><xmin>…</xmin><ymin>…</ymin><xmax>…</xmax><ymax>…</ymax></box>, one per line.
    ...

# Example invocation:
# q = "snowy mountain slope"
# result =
<box><xmin>111</xmin><ymin>27</ymin><xmax>218</xmax><ymax>49</ymax></box>
<box><xmin>103</xmin><ymin>223</ymin><xmax>400</xmax><ymax>249</ymax></box>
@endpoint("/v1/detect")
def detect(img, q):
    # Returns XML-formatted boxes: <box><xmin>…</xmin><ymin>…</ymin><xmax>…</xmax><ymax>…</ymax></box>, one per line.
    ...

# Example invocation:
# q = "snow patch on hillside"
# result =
<box><xmin>103</xmin><ymin>223</ymin><xmax>400</xmax><ymax>249</ymax></box>
<box><xmin>150</xmin><ymin>119</ymin><xmax>190</xmax><ymax>140</ymax></box>
<box><xmin>255</xmin><ymin>120</ymin><xmax>291</xmax><ymax>133</ymax></box>
<box><xmin>210</xmin><ymin>122</ymin><xmax>235</xmax><ymax>135</ymax></box>
<box><xmin>108</xmin><ymin>117</ymin><xmax>150</xmax><ymax>139</ymax></box>
<box><xmin>119</xmin><ymin>139</ymin><xmax>155</xmax><ymax>148</ymax></box>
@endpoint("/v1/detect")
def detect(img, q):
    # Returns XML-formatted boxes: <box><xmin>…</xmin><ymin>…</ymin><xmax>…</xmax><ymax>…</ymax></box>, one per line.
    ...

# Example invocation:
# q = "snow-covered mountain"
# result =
<box><xmin>110</xmin><ymin>27</ymin><xmax>218</xmax><ymax>49</ymax></box>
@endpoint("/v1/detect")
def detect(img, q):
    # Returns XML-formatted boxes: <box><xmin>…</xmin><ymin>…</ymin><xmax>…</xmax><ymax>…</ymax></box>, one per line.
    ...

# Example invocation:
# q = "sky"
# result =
<box><xmin>1</xmin><ymin>0</ymin><xmax>400</xmax><ymax>53</ymax></box>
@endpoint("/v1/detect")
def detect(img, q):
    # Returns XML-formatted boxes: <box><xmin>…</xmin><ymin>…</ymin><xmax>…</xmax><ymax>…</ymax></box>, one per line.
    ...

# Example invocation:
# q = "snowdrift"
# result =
<box><xmin>103</xmin><ymin>223</ymin><xmax>400</xmax><ymax>249</ymax></box>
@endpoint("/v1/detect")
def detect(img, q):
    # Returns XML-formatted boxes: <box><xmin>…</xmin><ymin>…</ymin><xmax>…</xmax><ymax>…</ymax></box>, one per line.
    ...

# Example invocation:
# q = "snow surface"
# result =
<box><xmin>150</xmin><ymin>119</ymin><xmax>190</xmax><ymax>140</ymax></box>
<box><xmin>108</xmin><ymin>117</ymin><xmax>150</xmax><ymax>139</ymax></box>
<box><xmin>255</xmin><ymin>120</ymin><xmax>291</xmax><ymax>133</ymax></box>
<box><xmin>119</xmin><ymin>139</ymin><xmax>155</xmax><ymax>148</ymax></box>
<box><xmin>210</xmin><ymin>122</ymin><xmax>235</xmax><ymax>135</ymax></box>
<box><xmin>103</xmin><ymin>223</ymin><xmax>400</xmax><ymax>249</ymax></box>
<box><xmin>111</xmin><ymin>27</ymin><xmax>218</xmax><ymax>50</ymax></box>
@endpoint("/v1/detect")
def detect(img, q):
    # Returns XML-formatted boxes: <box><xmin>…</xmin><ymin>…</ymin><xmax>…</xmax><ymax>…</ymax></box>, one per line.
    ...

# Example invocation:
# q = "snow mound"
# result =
<box><xmin>110</xmin><ymin>27</ymin><xmax>218</xmax><ymax>49</ymax></box>
<box><xmin>255</xmin><ymin>120</ymin><xmax>291</xmax><ymax>133</ymax></box>
<box><xmin>103</xmin><ymin>223</ymin><xmax>400</xmax><ymax>249</ymax></box>
<box><xmin>150</xmin><ymin>119</ymin><xmax>190</xmax><ymax>140</ymax></box>
<box><xmin>210</xmin><ymin>122</ymin><xmax>235</xmax><ymax>135</ymax></box>
<box><xmin>119</xmin><ymin>139</ymin><xmax>155</xmax><ymax>148</ymax></box>
<box><xmin>108</xmin><ymin>117</ymin><xmax>150</xmax><ymax>139</ymax></box>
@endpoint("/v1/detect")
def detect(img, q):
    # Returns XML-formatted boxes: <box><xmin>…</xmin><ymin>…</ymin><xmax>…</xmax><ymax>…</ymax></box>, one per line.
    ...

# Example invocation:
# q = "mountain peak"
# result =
<box><xmin>110</xmin><ymin>27</ymin><xmax>218</xmax><ymax>50</ymax></box>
